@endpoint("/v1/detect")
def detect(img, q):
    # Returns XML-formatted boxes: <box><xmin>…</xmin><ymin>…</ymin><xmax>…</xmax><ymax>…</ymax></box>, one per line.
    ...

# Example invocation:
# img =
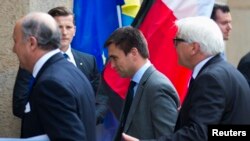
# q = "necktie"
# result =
<box><xmin>24</xmin><ymin>76</ymin><xmax>35</xmax><ymax>114</ymax></box>
<box><xmin>121</xmin><ymin>81</ymin><xmax>136</xmax><ymax>128</ymax></box>
<box><xmin>115</xmin><ymin>81</ymin><xmax>136</xmax><ymax>141</ymax></box>
<box><xmin>28</xmin><ymin>76</ymin><xmax>35</xmax><ymax>94</ymax></box>
<box><xmin>189</xmin><ymin>76</ymin><xmax>195</xmax><ymax>87</ymax></box>
<box><xmin>63</xmin><ymin>53</ymin><xmax>69</xmax><ymax>59</ymax></box>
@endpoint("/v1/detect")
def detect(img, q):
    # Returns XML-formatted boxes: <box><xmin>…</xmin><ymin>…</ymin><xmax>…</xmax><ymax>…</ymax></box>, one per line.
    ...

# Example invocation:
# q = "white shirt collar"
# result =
<box><xmin>192</xmin><ymin>56</ymin><xmax>214</xmax><ymax>79</ymax></box>
<box><xmin>61</xmin><ymin>45</ymin><xmax>76</xmax><ymax>66</ymax></box>
<box><xmin>33</xmin><ymin>49</ymin><xmax>60</xmax><ymax>78</ymax></box>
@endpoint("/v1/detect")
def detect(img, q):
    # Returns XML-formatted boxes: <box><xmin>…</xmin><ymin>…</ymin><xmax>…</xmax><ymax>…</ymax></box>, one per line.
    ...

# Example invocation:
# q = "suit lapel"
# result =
<box><xmin>124</xmin><ymin>66</ymin><xmax>156</xmax><ymax>131</ymax></box>
<box><xmin>197</xmin><ymin>54</ymin><xmax>223</xmax><ymax>77</ymax></box>
<box><xmin>71</xmin><ymin>49</ymin><xmax>82</xmax><ymax>68</ymax></box>
<box><xmin>186</xmin><ymin>54</ymin><xmax>223</xmax><ymax>93</ymax></box>
<box><xmin>179</xmin><ymin>54</ymin><xmax>224</xmax><ymax>127</ymax></box>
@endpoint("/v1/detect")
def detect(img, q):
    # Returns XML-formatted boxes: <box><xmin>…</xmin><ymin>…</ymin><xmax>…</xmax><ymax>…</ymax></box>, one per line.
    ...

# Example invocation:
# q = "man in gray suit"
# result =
<box><xmin>104</xmin><ymin>26</ymin><xmax>180</xmax><ymax>141</ymax></box>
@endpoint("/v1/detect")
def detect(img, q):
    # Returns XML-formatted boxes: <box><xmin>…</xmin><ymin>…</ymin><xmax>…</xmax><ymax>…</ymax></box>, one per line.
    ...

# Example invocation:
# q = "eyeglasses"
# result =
<box><xmin>173</xmin><ymin>38</ymin><xmax>187</xmax><ymax>47</ymax></box>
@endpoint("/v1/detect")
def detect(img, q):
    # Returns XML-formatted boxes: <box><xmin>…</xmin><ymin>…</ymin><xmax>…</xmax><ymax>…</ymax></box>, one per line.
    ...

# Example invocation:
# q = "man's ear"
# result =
<box><xmin>29</xmin><ymin>36</ymin><xmax>38</xmax><ymax>50</ymax></box>
<box><xmin>130</xmin><ymin>47</ymin><xmax>138</xmax><ymax>56</ymax></box>
<box><xmin>73</xmin><ymin>26</ymin><xmax>76</xmax><ymax>36</ymax></box>
<box><xmin>191</xmin><ymin>42</ymin><xmax>200</xmax><ymax>55</ymax></box>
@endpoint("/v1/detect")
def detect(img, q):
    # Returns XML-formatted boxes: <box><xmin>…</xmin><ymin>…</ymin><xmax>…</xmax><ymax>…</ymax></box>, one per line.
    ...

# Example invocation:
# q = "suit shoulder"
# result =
<box><xmin>72</xmin><ymin>49</ymin><xmax>95</xmax><ymax>59</ymax></box>
<box><xmin>238</xmin><ymin>52</ymin><xmax>250</xmax><ymax>66</ymax></box>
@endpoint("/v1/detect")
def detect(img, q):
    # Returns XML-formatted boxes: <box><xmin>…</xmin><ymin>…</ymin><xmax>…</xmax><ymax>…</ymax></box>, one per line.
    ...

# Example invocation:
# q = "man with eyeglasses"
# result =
<box><xmin>123</xmin><ymin>16</ymin><xmax>250</xmax><ymax>141</ymax></box>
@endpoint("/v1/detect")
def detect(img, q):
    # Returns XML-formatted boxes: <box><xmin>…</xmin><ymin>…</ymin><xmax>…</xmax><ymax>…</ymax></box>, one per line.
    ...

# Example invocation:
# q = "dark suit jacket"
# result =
<box><xmin>71</xmin><ymin>49</ymin><xmax>100</xmax><ymax>93</ymax></box>
<box><xmin>114</xmin><ymin>66</ymin><xmax>180</xmax><ymax>141</ymax></box>
<box><xmin>154</xmin><ymin>54</ymin><xmax>250</xmax><ymax>141</ymax></box>
<box><xmin>72</xmin><ymin>49</ymin><xmax>108</xmax><ymax>124</ymax></box>
<box><xmin>13</xmin><ymin>49</ymin><xmax>102</xmax><ymax>120</ymax></box>
<box><xmin>21</xmin><ymin>53</ymin><xmax>96</xmax><ymax>141</ymax></box>
<box><xmin>237</xmin><ymin>52</ymin><xmax>250</xmax><ymax>87</ymax></box>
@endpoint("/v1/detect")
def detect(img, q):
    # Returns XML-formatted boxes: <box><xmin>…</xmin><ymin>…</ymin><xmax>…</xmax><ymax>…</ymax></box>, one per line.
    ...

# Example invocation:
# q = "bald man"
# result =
<box><xmin>12</xmin><ymin>12</ymin><xmax>96</xmax><ymax>141</ymax></box>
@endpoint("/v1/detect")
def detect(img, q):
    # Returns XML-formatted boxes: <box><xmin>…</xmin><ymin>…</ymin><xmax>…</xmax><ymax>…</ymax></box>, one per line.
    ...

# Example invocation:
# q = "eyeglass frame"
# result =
<box><xmin>173</xmin><ymin>37</ymin><xmax>187</xmax><ymax>47</ymax></box>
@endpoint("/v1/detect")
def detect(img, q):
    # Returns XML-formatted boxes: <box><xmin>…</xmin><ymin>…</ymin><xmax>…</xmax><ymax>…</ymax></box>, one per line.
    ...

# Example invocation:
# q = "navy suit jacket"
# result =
<box><xmin>13</xmin><ymin>49</ymin><xmax>100</xmax><ymax>119</ymax></box>
<box><xmin>21</xmin><ymin>53</ymin><xmax>96</xmax><ymax>141</ymax></box>
<box><xmin>71</xmin><ymin>49</ymin><xmax>100</xmax><ymax>93</ymax></box>
<box><xmin>154</xmin><ymin>54</ymin><xmax>250</xmax><ymax>141</ymax></box>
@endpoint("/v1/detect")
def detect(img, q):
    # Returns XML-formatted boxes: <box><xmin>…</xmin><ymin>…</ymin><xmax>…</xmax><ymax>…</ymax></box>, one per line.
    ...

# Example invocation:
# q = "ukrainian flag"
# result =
<box><xmin>121</xmin><ymin>0</ymin><xmax>141</xmax><ymax>26</ymax></box>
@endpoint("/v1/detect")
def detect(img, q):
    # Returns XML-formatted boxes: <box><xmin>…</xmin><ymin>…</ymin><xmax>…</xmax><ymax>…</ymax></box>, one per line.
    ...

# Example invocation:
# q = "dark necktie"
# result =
<box><xmin>121</xmin><ymin>81</ymin><xmax>136</xmax><ymax>128</ymax></box>
<box><xmin>28</xmin><ymin>76</ymin><xmax>35</xmax><ymax>94</ymax></box>
<box><xmin>189</xmin><ymin>76</ymin><xmax>195</xmax><ymax>87</ymax></box>
<box><xmin>63</xmin><ymin>53</ymin><xmax>69</xmax><ymax>59</ymax></box>
<box><xmin>115</xmin><ymin>81</ymin><xmax>136</xmax><ymax>141</ymax></box>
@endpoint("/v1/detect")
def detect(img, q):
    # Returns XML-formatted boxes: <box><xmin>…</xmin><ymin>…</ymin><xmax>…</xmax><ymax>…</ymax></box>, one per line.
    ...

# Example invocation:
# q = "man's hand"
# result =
<box><xmin>122</xmin><ymin>133</ymin><xmax>139</xmax><ymax>141</ymax></box>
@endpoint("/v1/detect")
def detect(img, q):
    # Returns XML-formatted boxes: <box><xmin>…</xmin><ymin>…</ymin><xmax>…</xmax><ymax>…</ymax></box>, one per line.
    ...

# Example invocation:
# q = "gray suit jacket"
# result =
<box><xmin>114</xmin><ymin>66</ymin><xmax>180</xmax><ymax>140</ymax></box>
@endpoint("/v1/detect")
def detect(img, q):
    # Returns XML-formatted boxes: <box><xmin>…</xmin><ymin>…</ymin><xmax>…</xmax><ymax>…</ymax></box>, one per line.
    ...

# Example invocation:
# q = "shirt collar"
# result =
<box><xmin>132</xmin><ymin>60</ymin><xmax>151</xmax><ymax>84</ymax></box>
<box><xmin>192</xmin><ymin>56</ymin><xmax>214</xmax><ymax>79</ymax></box>
<box><xmin>33</xmin><ymin>49</ymin><xmax>60</xmax><ymax>78</ymax></box>
<box><xmin>62</xmin><ymin>45</ymin><xmax>74</xmax><ymax>59</ymax></box>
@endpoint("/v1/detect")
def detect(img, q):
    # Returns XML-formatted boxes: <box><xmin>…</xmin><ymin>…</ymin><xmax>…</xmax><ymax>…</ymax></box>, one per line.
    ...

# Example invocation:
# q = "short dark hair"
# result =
<box><xmin>48</xmin><ymin>6</ymin><xmax>75</xmax><ymax>24</ymax></box>
<box><xmin>104</xmin><ymin>26</ymin><xmax>149</xmax><ymax>58</ymax></box>
<box><xmin>211</xmin><ymin>4</ymin><xmax>230</xmax><ymax>21</ymax></box>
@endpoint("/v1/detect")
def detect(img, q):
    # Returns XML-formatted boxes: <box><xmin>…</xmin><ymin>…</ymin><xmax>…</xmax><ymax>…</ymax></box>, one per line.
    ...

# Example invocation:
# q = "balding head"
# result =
<box><xmin>20</xmin><ymin>12</ymin><xmax>61</xmax><ymax>50</ymax></box>
<box><xmin>13</xmin><ymin>12</ymin><xmax>61</xmax><ymax>72</ymax></box>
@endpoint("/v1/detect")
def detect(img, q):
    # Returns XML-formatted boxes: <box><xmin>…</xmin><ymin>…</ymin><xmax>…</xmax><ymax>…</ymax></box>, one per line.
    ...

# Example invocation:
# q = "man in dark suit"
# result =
<box><xmin>237</xmin><ymin>52</ymin><xmax>250</xmax><ymax>86</ymax></box>
<box><xmin>12</xmin><ymin>12</ymin><xmax>95</xmax><ymax>140</ymax></box>
<box><xmin>123</xmin><ymin>17</ymin><xmax>250</xmax><ymax>141</ymax></box>
<box><xmin>12</xmin><ymin>7</ymin><xmax>107</xmax><ymax>124</ymax></box>
<box><xmin>104</xmin><ymin>26</ymin><xmax>180</xmax><ymax>141</ymax></box>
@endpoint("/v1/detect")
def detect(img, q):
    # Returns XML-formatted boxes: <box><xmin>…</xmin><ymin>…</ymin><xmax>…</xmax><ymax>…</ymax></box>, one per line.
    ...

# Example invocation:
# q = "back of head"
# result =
<box><xmin>211</xmin><ymin>4</ymin><xmax>230</xmax><ymax>21</ymax></box>
<box><xmin>48</xmin><ymin>6</ymin><xmax>75</xmax><ymax>24</ymax></box>
<box><xmin>104</xmin><ymin>26</ymin><xmax>149</xmax><ymax>58</ymax></box>
<box><xmin>21</xmin><ymin>12</ymin><xmax>61</xmax><ymax>50</ymax></box>
<box><xmin>175</xmin><ymin>16</ymin><xmax>224</xmax><ymax>56</ymax></box>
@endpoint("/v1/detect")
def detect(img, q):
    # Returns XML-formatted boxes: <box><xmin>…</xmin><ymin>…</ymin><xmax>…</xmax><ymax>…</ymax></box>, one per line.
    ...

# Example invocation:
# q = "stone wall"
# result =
<box><xmin>0</xmin><ymin>0</ymin><xmax>72</xmax><ymax>137</ymax></box>
<box><xmin>227</xmin><ymin>0</ymin><xmax>250</xmax><ymax>66</ymax></box>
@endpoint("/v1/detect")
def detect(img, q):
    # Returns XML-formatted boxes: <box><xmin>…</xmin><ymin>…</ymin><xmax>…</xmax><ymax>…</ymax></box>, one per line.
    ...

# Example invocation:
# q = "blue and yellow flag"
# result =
<box><xmin>72</xmin><ymin>1</ymin><xmax>140</xmax><ymax>141</ymax></box>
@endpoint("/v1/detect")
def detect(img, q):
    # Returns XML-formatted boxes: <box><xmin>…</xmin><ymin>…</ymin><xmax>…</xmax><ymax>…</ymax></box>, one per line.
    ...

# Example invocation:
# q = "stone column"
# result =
<box><xmin>0</xmin><ymin>0</ymin><xmax>72</xmax><ymax>137</ymax></box>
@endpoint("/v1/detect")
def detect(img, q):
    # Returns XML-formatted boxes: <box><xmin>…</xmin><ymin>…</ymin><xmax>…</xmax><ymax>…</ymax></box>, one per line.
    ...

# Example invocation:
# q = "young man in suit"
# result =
<box><xmin>12</xmin><ymin>7</ymin><xmax>107</xmax><ymax>124</ymax></box>
<box><xmin>123</xmin><ymin>17</ymin><xmax>250</xmax><ymax>141</ymax></box>
<box><xmin>211</xmin><ymin>4</ymin><xmax>232</xmax><ymax>41</ymax></box>
<box><xmin>105</xmin><ymin>26</ymin><xmax>180</xmax><ymax>141</ymax></box>
<box><xmin>12</xmin><ymin>12</ymin><xmax>96</xmax><ymax>140</ymax></box>
<box><xmin>211</xmin><ymin>4</ymin><xmax>232</xmax><ymax>60</ymax></box>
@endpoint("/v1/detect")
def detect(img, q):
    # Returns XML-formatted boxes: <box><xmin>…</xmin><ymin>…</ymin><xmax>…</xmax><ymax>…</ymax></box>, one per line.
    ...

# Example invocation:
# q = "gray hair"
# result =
<box><xmin>21</xmin><ymin>12</ymin><xmax>61</xmax><ymax>50</ymax></box>
<box><xmin>175</xmin><ymin>16</ymin><xmax>224</xmax><ymax>56</ymax></box>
